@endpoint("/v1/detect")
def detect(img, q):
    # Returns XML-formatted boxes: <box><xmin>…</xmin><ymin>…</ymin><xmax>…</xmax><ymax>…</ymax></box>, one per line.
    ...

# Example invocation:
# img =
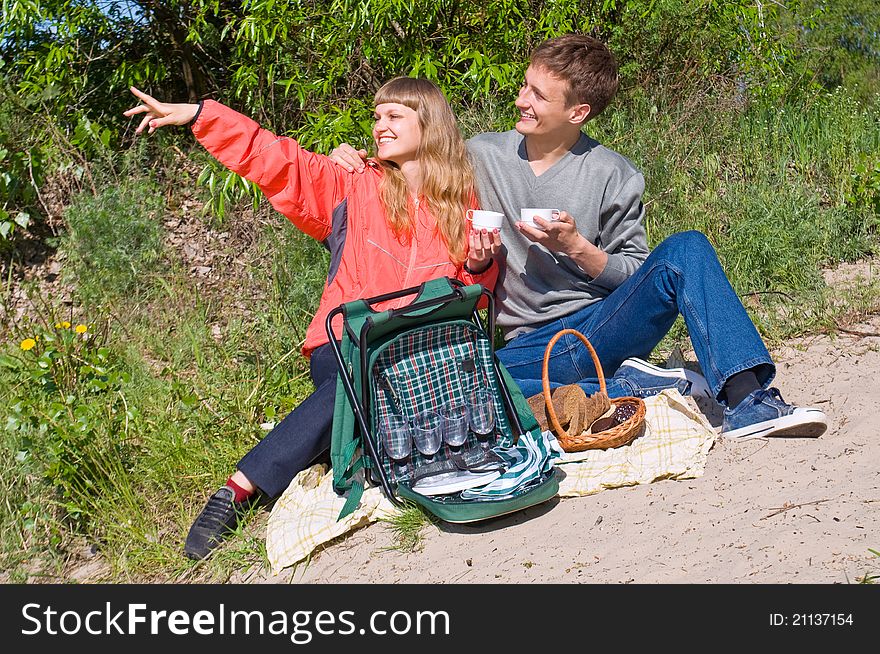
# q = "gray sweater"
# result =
<box><xmin>467</xmin><ymin>130</ymin><xmax>649</xmax><ymax>340</ymax></box>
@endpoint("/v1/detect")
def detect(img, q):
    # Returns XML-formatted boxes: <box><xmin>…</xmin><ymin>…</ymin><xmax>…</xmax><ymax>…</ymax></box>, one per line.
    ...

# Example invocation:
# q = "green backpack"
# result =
<box><xmin>327</xmin><ymin>276</ymin><xmax>558</xmax><ymax>523</ymax></box>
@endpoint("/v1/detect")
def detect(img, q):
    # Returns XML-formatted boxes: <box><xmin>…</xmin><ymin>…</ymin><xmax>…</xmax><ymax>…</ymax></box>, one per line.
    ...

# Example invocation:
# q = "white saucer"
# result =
<box><xmin>410</xmin><ymin>469</ymin><xmax>501</xmax><ymax>496</ymax></box>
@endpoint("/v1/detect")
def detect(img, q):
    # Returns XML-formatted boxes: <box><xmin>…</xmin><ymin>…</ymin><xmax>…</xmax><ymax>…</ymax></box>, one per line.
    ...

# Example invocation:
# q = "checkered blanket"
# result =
<box><xmin>266</xmin><ymin>389</ymin><xmax>718</xmax><ymax>574</ymax></box>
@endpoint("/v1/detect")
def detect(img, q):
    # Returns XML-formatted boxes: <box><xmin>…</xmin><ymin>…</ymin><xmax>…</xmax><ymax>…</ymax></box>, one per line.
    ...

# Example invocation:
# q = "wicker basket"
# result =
<box><xmin>542</xmin><ymin>328</ymin><xmax>646</xmax><ymax>452</ymax></box>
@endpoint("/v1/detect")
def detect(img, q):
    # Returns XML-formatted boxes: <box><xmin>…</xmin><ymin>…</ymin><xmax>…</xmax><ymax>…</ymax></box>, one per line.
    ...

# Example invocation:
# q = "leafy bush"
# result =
<box><xmin>196</xmin><ymin>157</ymin><xmax>262</xmax><ymax>223</ymax></box>
<box><xmin>847</xmin><ymin>154</ymin><xmax>880</xmax><ymax>218</ymax></box>
<box><xmin>0</xmin><ymin>143</ymin><xmax>39</xmax><ymax>241</ymax></box>
<box><xmin>0</xmin><ymin>87</ymin><xmax>45</xmax><ymax>243</ymax></box>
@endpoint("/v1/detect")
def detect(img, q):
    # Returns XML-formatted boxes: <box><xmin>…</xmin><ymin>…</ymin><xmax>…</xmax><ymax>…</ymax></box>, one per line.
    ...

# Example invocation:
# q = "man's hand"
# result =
<box><xmin>329</xmin><ymin>143</ymin><xmax>368</xmax><ymax>172</ymax></box>
<box><xmin>466</xmin><ymin>227</ymin><xmax>502</xmax><ymax>274</ymax></box>
<box><xmin>516</xmin><ymin>211</ymin><xmax>608</xmax><ymax>278</ymax></box>
<box><xmin>124</xmin><ymin>86</ymin><xmax>200</xmax><ymax>134</ymax></box>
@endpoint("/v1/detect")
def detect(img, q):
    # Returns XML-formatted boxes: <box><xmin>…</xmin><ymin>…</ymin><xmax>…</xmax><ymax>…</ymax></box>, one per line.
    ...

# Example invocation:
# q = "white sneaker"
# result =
<box><xmin>722</xmin><ymin>387</ymin><xmax>828</xmax><ymax>439</ymax></box>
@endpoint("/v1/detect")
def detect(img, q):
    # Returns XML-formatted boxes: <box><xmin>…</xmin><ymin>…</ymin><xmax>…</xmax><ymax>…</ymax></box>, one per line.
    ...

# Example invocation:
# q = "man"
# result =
<box><xmin>334</xmin><ymin>34</ymin><xmax>827</xmax><ymax>440</ymax></box>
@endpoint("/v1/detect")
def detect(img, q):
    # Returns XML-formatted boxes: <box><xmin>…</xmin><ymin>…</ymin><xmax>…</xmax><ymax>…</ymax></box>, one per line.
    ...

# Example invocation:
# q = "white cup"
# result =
<box><xmin>520</xmin><ymin>208</ymin><xmax>560</xmax><ymax>229</ymax></box>
<box><xmin>466</xmin><ymin>209</ymin><xmax>504</xmax><ymax>230</ymax></box>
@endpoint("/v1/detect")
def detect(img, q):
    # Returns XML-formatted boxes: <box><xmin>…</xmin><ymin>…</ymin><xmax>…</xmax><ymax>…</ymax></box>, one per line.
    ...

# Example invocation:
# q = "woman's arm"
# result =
<box><xmin>124</xmin><ymin>87</ymin><xmax>199</xmax><ymax>132</ymax></box>
<box><xmin>124</xmin><ymin>88</ymin><xmax>348</xmax><ymax>242</ymax></box>
<box><xmin>458</xmin><ymin>227</ymin><xmax>501</xmax><ymax>292</ymax></box>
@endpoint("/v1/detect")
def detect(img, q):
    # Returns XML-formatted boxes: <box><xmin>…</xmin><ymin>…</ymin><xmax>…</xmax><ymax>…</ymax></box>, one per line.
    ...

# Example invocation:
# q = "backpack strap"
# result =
<box><xmin>497</xmin><ymin>359</ymin><xmax>541</xmax><ymax>436</ymax></box>
<box><xmin>329</xmin><ymin>302</ymin><xmax>372</xmax><ymax>520</ymax></box>
<box><xmin>331</xmin><ymin>371</ymin><xmax>366</xmax><ymax>520</ymax></box>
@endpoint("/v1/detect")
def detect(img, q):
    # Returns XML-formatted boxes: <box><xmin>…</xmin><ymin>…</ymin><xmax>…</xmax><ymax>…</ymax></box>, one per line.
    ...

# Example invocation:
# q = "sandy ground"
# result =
<box><xmin>247</xmin><ymin>268</ymin><xmax>880</xmax><ymax>585</ymax></box>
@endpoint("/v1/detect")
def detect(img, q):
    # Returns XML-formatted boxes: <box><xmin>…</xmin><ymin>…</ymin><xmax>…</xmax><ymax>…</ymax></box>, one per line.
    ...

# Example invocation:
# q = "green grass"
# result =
<box><xmin>62</xmin><ymin>179</ymin><xmax>167</xmax><ymax>306</ymax></box>
<box><xmin>0</xmin><ymin>193</ymin><xmax>331</xmax><ymax>580</ymax></box>
<box><xmin>381</xmin><ymin>501</ymin><xmax>437</xmax><ymax>553</ymax></box>
<box><xmin>856</xmin><ymin>548</ymin><xmax>880</xmax><ymax>584</ymax></box>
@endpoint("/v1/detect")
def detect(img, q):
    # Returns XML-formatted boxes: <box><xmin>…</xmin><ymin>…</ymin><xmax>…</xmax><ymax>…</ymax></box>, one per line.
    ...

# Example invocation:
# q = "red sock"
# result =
<box><xmin>226</xmin><ymin>477</ymin><xmax>255</xmax><ymax>503</ymax></box>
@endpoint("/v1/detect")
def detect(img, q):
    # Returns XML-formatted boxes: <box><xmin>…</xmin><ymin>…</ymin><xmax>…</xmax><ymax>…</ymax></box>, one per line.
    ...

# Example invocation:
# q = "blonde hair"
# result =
<box><xmin>373</xmin><ymin>77</ymin><xmax>473</xmax><ymax>265</ymax></box>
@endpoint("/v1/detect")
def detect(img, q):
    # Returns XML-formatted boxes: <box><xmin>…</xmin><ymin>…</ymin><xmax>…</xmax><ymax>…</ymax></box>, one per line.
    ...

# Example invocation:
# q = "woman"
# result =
<box><xmin>125</xmin><ymin>78</ymin><xmax>502</xmax><ymax>560</ymax></box>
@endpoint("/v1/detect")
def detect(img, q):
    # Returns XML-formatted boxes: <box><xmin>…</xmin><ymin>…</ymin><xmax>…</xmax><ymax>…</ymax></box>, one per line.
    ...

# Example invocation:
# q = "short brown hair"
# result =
<box><xmin>530</xmin><ymin>34</ymin><xmax>619</xmax><ymax>121</ymax></box>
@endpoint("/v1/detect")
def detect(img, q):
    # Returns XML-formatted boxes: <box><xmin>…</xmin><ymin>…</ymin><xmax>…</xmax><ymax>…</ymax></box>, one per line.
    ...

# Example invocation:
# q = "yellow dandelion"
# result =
<box><xmin>20</xmin><ymin>338</ymin><xmax>36</xmax><ymax>351</ymax></box>
<box><xmin>61</xmin><ymin>321</ymin><xmax>71</xmax><ymax>329</ymax></box>
<box><xmin>75</xmin><ymin>324</ymin><xmax>88</xmax><ymax>334</ymax></box>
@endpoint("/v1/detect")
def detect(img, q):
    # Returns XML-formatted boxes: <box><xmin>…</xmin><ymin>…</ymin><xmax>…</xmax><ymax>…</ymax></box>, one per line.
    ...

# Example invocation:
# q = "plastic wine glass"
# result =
<box><xmin>378</xmin><ymin>413</ymin><xmax>412</xmax><ymax>483</ymax></box>
<box><xmin>411</xmin><ymin>409</ymin><xmax>443</xmax><ymax>463</ymax></box>
<box><xmin>440</xmin><ymin>402</ymin><xmax>469</xmax><ymax>456</ymax></box>
<box><xmin>467</xmin><ymin>388</ymin><xmax>496</xmax><ymax>450</ymax></box>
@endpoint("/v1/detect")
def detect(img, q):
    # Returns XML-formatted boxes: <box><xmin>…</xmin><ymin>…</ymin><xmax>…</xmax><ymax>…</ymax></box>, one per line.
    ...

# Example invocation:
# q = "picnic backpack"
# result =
<box><xmin>327</xmin><ymin>276</ymin><xmax>559</xmax><ymax>523</ymax></box>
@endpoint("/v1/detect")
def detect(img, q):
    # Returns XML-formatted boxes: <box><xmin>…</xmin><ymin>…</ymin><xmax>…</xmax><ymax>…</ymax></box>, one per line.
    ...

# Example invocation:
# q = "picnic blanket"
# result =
<box><xmin>266</xmin><ymin>389</ymin><xmax>718</xmax><ymax>574</ymax></box>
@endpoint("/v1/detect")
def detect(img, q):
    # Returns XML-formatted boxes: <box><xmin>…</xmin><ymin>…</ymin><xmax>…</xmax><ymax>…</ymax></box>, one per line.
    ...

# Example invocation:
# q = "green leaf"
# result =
<box><xmin>40</xmin><ymin>84</ymin><xmax>61</xmax><ymax>101</ymax></box>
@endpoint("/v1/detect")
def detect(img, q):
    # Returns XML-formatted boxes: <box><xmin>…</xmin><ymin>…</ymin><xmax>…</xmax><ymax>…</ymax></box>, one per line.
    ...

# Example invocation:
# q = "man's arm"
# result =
<box><xmin>589</xmin><ymin>171</ymin><xmax>648</xmax><ymax>291</ymax></box>
<box><xmin>517</xmin><ymin>171</ymin><xmax>647</xmax><ymax>287</ymax></box>
<box><xmin>516</xmin><ymin>213</ymin><xmax>608</xmax><ymax>278</ymax></box>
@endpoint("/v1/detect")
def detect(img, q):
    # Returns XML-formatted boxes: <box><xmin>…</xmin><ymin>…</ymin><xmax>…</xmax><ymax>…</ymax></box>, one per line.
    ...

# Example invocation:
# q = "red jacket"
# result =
<box><xmin>192</xmin><ymin>100</ymin><xmax>497</xmax><ymax>356</ymax></box>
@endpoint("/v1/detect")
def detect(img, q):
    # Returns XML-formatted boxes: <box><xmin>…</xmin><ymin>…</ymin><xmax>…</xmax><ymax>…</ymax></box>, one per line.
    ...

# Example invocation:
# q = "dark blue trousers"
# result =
<box><xmin>236</xmin><ymin>343</ymin><xmax>338</xmax><ymax>498</ymax></box>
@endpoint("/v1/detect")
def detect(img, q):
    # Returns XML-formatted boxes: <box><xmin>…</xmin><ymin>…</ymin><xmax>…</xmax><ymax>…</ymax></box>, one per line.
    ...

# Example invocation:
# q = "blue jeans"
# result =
<box><xmin>496</xmin><ymin>231</ymin><xmax>775</xmax><ymax>403</ymax></box>
<box><xmin>237</xmin><ymin>343</ymin><xmax>337</xmax><ymax>498</ymax></box>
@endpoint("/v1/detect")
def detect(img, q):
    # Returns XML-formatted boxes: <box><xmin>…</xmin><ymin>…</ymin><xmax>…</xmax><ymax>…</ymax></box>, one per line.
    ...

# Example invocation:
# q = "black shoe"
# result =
<box><xmin>184</xmin><ymin>486</ymin><xmax>246</xmax><ymax>560</ymax></box>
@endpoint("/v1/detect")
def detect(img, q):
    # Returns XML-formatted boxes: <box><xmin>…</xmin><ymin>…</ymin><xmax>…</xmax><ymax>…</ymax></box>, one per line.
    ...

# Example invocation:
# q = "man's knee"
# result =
<box><xmin>652</xmin><ymin>230</ymin><xmax>717</xmax><ymax>265</ymax></box>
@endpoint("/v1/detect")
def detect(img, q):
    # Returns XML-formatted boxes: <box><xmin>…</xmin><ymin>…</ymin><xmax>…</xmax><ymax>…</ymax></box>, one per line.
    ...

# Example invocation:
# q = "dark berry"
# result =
<box><xmin>613</xmin><ymin>403</ymin><xmax>637</xmax><ymax>423</ymax></box>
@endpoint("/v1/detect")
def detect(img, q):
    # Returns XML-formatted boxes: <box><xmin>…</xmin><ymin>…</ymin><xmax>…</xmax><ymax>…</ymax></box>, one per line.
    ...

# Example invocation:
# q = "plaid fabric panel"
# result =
<box><xmin>368</xmin><ymin>321</ymin><xmax>511</xmax><ymax>479</ymax></box>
